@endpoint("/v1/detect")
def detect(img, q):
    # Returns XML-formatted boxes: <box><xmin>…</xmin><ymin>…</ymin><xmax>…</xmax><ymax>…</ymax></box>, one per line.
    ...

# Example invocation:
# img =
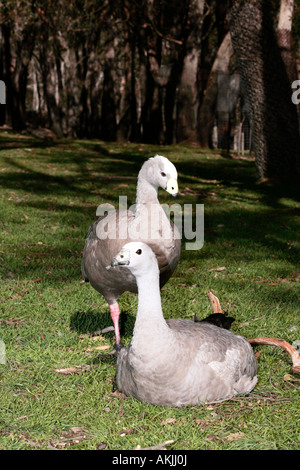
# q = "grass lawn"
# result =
<box><xmin>0</xmin><ymin>129</ymin><xmax>299</xmax><ymax>450</ymax></box>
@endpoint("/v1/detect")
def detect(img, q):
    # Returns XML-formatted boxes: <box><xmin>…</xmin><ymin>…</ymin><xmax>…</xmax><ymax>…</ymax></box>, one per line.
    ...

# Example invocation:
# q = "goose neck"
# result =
<box><xmin>136</xmin><ymin>177</ymin><xmax>158</xmax><ymax>207</ymax></box>
<box><xmin>133</xmin><ymin>270</ymin><xmax>168</xmax><ymax>334</ymax></box>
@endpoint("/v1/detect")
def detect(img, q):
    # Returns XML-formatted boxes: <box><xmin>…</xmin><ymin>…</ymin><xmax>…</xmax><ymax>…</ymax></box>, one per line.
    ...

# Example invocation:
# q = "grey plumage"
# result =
<box><xmin>81</xmin><ymin>155</ymin><xmax>181</xmax><ymax>344</ymax></box>
<box><xmin>113</xmin><ymin>242</ymin><xmax>258</xmax><ymax>407</ymax></box>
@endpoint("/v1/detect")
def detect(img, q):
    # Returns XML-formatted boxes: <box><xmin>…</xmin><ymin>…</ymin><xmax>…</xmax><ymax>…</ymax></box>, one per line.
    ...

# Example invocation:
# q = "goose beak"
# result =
<box><xmin>111</xmin><ymin>248</ymin><xmax>130</xmax><ymax>267</ymax></box>
<box><xmin>166</xmin><ymin>178</ymin><xmax>178</xmax><ymax>198</ymax></box>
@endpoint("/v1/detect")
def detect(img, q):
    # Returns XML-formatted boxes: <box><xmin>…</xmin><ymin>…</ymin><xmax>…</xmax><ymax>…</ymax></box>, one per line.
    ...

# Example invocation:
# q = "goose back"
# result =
<box><xmin>82</xmin><ymin>208</ymin><xmax>181</xmax><ymax>304</ymax></box>
<box><xmin>117</xmin><ymin>319</ymin><xmax>257</xmax><ymax>406</ymax></box>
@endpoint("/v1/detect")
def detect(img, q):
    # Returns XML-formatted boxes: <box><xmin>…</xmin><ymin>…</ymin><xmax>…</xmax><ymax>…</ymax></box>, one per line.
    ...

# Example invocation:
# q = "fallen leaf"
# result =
<box><xmin>120</xmin><ymin>429</ymin><xmax>135</xmax><ymax>436</ymax></box>
<box><xmin>92</xmin><ymin>335</ymin><xmax>106</xmax><ymax>341</ymax></box>
<box><xmin>225</xmin><ymin>432</ymin><xmax>246</xmax><ymax>441</ymax></box>
<box><xmin>208</xmin><ymin>266</ymin><xmax>226</xmax><ymax>272</ymax></box>
<box><xmin>161</xmin><ymin>418</ymin><xmax>177</xmax><ymax>425</ymax></box>
<box><xmin>53</xmin><ymin>365</ymin><xmax>92</xmax><ymax>375</ymax></box>
<box><xmin>133</xmin><ymin>440</ymin><xmax>174</xmax><ymax>451</ymax></box>
<box><xmin>120</xmin><ymin>425</ymin><xmax>148</xmax><ymax>437</ymax></box>
<box><xmin>15</xmin><ymin>414</ymin><xmax>34</xmax><ymax>421</ymax></box>
<box><xmin>193</xmin><ymin>419</ymin><xmax>210</xmax><ymax>428</ymax></box>
<box><xmin>48</xmin><ymin>426</ymin><xmax>91</xmax><ymax>449</ymax></box>
<box><xmin>97</xmin><ymin>442</ymin><xmax>107</xmax><ymax>450</ymax></box>
<box><xmin>2</xmin><ymin>317</ymin><xmax>24</xmax><ymax>328</ymax></box>
<box><xmin>205</xmin><ymin>434</ymin><xmax>218</xmax><ymax>441</ymax></box>
<box><xmin>85</xmin><ymin>345</ymin><xmax>110</xmax><ymax>352</ymax></box>
<box><xmin>181</xmin><ymin>187</ymin><xmax>202</xmax><ymax>196</ymax></box>
<box><xmin>69</xmin><ymin>427</ymin><xmax>85</xmax><ymax>434</ymax></box>
<box><xmin>290</xmin><ymin>273</ymin><xmax>300</xmax><ymax>280</ymax></box>
<box><xmin>100</xmin><ymin>326</ymin><xmax>115</xmax><ymax>334</ymax></box>
<box><xmin>110</xmin><ymin>390</ymin><xmax>128</xmax><ymax>399</ymax></box>
<box><xmin>284</xmin><ymin>374</ymin><xmax>300</xmax><ymax>382</ymax></box>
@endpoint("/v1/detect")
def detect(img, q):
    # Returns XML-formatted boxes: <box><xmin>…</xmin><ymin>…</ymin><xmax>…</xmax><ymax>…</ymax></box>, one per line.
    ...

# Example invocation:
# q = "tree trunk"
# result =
<box><xmin>197</xmin><ymin>32</ymin><xmax>234</xmax><ymax>148</ymax></box>
<box><xmin>117</xmin><ymin>32</ymin><xmax>139</xmax><ymax>142</ymax></box>
<box><xmin>2</xmin><ymin>24</ymin><xmax>29</xmax><ymax>131</ymax></box>
<box><xmin>100</xmin><ymin>59</ymin><xmax>117</xmax><ymax>141</ymax></box>
<box><xmin>175</xmin><ymin>0</ymin><xmax>205</xmax><ymax>143</ymax></box>
<box><xmin>277</xmin><ymin>0</ymin><xmax>300</xmax><ymax>126</ymax></box>
<box><xmin>0</xmin><ymin>29</ymin><xmax>6</xmax><ymax>125</ymax></box>
<box><xmin>140</xmin><ymin>68</ymin><xmax>163</xmax><ymax>144</ymax></box>
<box><xmin>277</xmin><ymin>0</ymin><xmax>298</xmax><ymax>83</ymax></box>
<box><xmin>229</xmin><ymin>0</ymin><xmax>300</xmax><ymax>181</ymax></box>
<box><xmin>39</xmin><ymin>38</ymin><xmax>64</xmax><ymax>137</ymax></box>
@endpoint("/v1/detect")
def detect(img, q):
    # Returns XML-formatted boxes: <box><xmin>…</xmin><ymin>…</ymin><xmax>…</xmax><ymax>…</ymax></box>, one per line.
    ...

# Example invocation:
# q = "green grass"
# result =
<box><xmin>0</xmin><ymin>130</ymin><xmax>299</xmax><ymax>450</ymax></box>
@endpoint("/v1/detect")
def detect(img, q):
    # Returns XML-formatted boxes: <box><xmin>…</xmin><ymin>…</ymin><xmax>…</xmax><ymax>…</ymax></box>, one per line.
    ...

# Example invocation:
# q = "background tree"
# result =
<box><xmin>175</xmin><ymin>0</ymin><xmax>205</xmax><ymax>143</ymax></box>
<box><xmin>0</xmin><ymin>1</ymin><xmax>38</xmax><ymax>130</ymax></box>
<box><xmin>1</xmin><ymin>0</ymin><xmax>300</xmax><ymax>169</ymax></box>
<box><xmin>229</xmin><ymin>0</ymin><xmax>300</xmax><ymax>181</ymax></box>
<box><xmin>197</xmin><ymin>32</ymin><xmax>233</xmax><ymax>148</ymax></box>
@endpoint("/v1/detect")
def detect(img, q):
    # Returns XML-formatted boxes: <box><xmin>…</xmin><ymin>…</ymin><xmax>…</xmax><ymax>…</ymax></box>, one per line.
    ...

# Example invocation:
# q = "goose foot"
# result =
<box><xmin>112</xmin><ymin>341</ymin><xmax>125</xmax><ymax>357</ymax></box>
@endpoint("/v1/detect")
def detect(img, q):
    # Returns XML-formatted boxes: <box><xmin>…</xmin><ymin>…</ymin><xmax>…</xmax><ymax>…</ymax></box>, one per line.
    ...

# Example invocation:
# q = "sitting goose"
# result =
<box><xmin>81</xmin><ymin>155</ymin><xmax>181</xmax><ymax>346</ymax></box>
<box><xmin>111</xmin><ymin>242</ymin><xmax>258</xmax><ymax>406</ymax></box>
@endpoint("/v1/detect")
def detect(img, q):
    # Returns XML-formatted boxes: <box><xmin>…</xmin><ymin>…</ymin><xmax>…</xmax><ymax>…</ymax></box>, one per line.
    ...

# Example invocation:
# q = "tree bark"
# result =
<box><xmin>229</xmin><ymin>0</ymin><xmax>300</xmax><ymax>181</ymax></box>
<box><xmin>100</xmin><ymin>59</ymin><xmax>117</xmax><ymax>141</ymax></box>
<box><xmin>277</xmin><ymin>0</ymin><xmax>298</xmax><ymax>84</ymax></box>
<box><xmin>140</xmin><ymin>2</ymin><xmax>164</xmax><ymax>144</ymax></box>
<box><xmin>175</xmin><ymin>0</ymin><xmax>205</xmax><ymax>143</ymax></box>
<box><xmin>1</xmin><ymin>23</ymin><xmax>35</xmax><ymax>131</ymax></box>
<box><xmin>39</xmin><ymin>37</ymin><xmax>64</xmax><ymax>137</ymax></box>
<box><xmin>116</xmin><ymin>28</ymin><xmax>139</xmax><ymax>142</ymax></box>
<box><xmin>277</xmin><ymin>0</ymin><xmax>300</xmax><ymax>126</ymax></box>
<box><xmin>197</xmin><ymin>32</ymin><xmax>234</xmax><ymax>148</ymax></box>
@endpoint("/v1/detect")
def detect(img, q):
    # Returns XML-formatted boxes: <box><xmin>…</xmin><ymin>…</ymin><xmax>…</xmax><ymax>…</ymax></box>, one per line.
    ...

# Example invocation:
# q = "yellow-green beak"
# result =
<box><xmin>166</xmin><ymin>178</ymin><xmax>178</xmax><ymax>197</ymax></box>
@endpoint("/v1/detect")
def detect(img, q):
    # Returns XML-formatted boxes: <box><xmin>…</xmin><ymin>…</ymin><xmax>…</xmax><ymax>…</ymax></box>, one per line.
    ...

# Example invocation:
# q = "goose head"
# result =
<box><xmin>139</xmin><ymin>155</ymin><xmax>178</xmax><ymax>197</ymax></box>
<box><xmin>111</xmin><ymin>242</ymin><xmax>158</xmax><ymax>278</ymax></box>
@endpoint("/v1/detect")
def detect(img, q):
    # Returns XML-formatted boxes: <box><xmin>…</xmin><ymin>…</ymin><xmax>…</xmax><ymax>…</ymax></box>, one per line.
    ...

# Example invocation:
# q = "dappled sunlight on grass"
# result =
<box><xmin>0</xmin><ymin>131</ymin><xmax>299</xmax><ymax>450</ymax></box>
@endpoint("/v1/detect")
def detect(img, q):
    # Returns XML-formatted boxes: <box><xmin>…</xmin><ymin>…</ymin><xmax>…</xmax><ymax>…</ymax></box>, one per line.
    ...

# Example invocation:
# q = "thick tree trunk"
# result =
<box><xmin>277</xmin><ymin>0</ymin><xmax>300</xmax><ymax>125</ymax></box>
<box><xmin>277</xmin><ymin>0</ymin><xmax>298</xmax><ymax>83</ymax></box>
<box><xmin>140</xmin><ymin>31</ymin><xmax>164</xmax><ymax>144</ymax></box>
<box><xmin>117</xmin><ymin>33</ymin><xmax>139</xmax><ymax>142</ymax></box>
<box><xmin>39</xmin><ymin>39</ymin><xmax>64</xmax><ymax>137</ymax></box>
<box><xmin>100</xmin><ymin>59</ymin><xmax>117</xmax><ymax>142</ymax></box>
<box><xmin>140</xmin><ymin>68</ymin><xmax>163</xmax><ymax>144</ymax></box>
<box><xmin>175</xmin><ymin>0</ymin><xmax>205</xmax><ymax>143</ymax></box>
<box><xmin>197</xmin><ymin>32</ymin><xmax>234</xmax><ymax>148</ymax></box>
<box><xmin>0</xmin><ymin>29</ymin><xmax>6</xmax><ymax>125</ymax></box>
<box><xmin>2</xmin><ymin>24</ymin><xmax>30</xmax><ymax>131</ymax></box>
<box><xmin>229</xmin><ymin>0</ymin><xmax>300</xmax><ymax>181</ymax></box>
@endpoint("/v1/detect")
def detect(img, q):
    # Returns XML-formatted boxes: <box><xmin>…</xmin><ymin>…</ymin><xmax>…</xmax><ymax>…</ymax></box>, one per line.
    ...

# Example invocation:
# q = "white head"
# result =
<box><xmin>139</xmin><ymin>155</ymin><xmax>178</xmax><ymax>197</ymax></box>
<box><xmin>111</xmin><ymin>242</ymin><xmax>158</xmax><ymax>278</ymax></box>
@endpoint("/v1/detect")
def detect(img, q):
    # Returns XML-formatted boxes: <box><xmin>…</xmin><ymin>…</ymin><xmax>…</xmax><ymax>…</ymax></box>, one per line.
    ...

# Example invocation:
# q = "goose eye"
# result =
<box><xmin>136</xmin><ymin>249</ymin><xmax>142</xmax><ymax>255</ymax></box>
<box><xmin>161</xmin><ymin>172</ymin><xmax>166</xmax><ymax>177</ymax></box>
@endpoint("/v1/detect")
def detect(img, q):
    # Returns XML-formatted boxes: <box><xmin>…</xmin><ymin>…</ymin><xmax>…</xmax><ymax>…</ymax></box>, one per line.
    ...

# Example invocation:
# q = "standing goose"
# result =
<box><xmin>81</xmin><ymin>155</ymin><xmax>181</xmax><ymax>346</ymax></box>
<box><xmin>111</xmin><ymin>242</ymin><xmax>258</xmax><ymax>406</ymax></box>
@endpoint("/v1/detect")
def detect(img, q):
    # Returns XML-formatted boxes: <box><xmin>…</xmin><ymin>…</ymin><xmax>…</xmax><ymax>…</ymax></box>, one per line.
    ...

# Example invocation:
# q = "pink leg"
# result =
<box><xmin>109</xmin><ymin>302</ymin><xmax>121</xmax><ymax>345</ymax></box>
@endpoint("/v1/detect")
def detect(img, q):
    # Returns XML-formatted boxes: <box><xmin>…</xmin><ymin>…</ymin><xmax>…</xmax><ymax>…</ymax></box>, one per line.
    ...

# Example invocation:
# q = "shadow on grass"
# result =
<box><xmin>0</xmin><ymin>133</ymin><xmax>299</xmax><ymax>284</ymax></box>
<box><xmin>69</xmin><ymin>309</ymin><xmax>134</xmax><ymax>339</ymax></box>
<box><xmin>1</xmin><ymin>134</ymin><xmax>299</xmax><ymax>208</ymax></box>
